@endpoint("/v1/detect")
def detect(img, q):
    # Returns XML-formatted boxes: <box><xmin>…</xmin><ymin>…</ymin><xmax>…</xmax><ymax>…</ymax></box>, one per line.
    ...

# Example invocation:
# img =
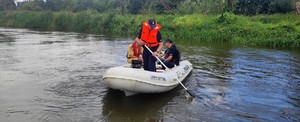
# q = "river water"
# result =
<box><xmin>0</xmin><ymin>28</ymin><xmax>299</xmax><ymax>122</ymax></box>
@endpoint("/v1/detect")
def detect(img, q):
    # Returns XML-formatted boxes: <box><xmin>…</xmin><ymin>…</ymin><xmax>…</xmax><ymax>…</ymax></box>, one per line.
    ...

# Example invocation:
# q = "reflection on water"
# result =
<box><xmin>102</xmin><ymin>89</ymin><xmax>180</xmax><ymax>122</ymax></box>
<box><xmin>0</xmin><ymin>28</ymin><xmax>300</xmax><ymax>122</ymax></box>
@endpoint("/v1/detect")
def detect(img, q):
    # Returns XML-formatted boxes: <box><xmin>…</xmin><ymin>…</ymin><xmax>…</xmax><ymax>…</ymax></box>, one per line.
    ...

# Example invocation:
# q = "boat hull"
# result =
<box><xmin>102</xmin><ymin>60</ymin><xmax>193</xmax><ymax>96</ymax></box>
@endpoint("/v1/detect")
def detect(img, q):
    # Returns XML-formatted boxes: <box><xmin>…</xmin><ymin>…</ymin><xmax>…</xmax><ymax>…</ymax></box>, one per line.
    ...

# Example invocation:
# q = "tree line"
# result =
<box><xmin>0</xmin><ymin>0</ymin><xmax>299</xmax><ymax>15</ymax></box>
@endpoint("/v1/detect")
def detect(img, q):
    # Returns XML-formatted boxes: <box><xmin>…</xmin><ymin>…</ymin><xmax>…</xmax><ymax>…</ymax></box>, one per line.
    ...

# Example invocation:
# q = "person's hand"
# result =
<box><xmin>158</xmin><ymin>52</ymin><xmax>164</xmax><ymax>59</ymax></box>
<box><xmin>152</xmin><ymin>51</ymin><xmax>158</xmax><ymax>57</ymax></box>
<box><xmin>138</xmin><ymin>57</ymin><xmax>143</xmax><ymax>62</ymax></box>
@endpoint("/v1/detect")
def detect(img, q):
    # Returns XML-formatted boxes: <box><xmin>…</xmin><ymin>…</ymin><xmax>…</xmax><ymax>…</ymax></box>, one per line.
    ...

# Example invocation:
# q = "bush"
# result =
<box><xmin>0</xmin><ymin>11</ymin><xmax>299</xmax><ymax>48</ymax></box>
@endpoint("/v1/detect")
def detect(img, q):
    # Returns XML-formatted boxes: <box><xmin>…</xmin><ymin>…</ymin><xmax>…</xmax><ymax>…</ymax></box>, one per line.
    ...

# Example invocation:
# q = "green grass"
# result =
<box><xmin>0</xmin><ymin>11</ymin><xmax>299</xmax><ymax>48</ymax></box>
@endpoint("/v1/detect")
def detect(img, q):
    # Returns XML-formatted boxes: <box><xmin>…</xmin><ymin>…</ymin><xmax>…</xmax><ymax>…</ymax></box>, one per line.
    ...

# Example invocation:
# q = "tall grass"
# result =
<box><xmin>0</xmin><ymin>11</ymin><xmax>299</xmax><ymax>47</ymax></box>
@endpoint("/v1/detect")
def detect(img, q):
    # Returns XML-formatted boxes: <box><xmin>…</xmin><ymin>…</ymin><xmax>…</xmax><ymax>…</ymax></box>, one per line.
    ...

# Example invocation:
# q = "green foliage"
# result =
<box><xmin>71</xmin><ymin>0</ymin><xmax>94</xmax><ymax>12</ymax></box>
<box><xmin>0</xmin><ymin>0</ymin><xmax>16</xmax><ymax>11</ymax></box>
<box><xmin>0</xmin><ymin>11</ymin><xmax>299</xmax><ymax>48</ymax></box>
<box><xmin>177</xmin><ymin>0</ymin><xmax>224</xmax><ymax>14</ymax></box>
<box><xmin>227</xmin><ymin>13</ymin><xmax>300</xmax><ymax>47</ymax></box>
<box><xmin>128</xmin><ymin>0</ymin><xmax>143</xmax><ymax>14</ymax></box>
<box><xmin>0</xmin><ymin>11</ymin><xmax>52</xmax><ymax>29</ymax></box>
<box><xmin>51</xmin><ymin>12</ymin><xmax>73</xmax><ymax>31</ymax></box>
<box><xmin>17</xmin><ymin>1</ymin><xmax>43</xmax><ymax>11</ymax></box>
<box><xmin>45</xmin><ymin>0</ymin><xmax>69</xmax><ymax>11</ymax></box>
<box><xmin>235</xmin><ymin>0</ymin><xmax>296</xmax><ymax>15</ymax></box>
<box><xmin>2</xmin><ymin>0</ymin><xmax>298</xmax><ymax>15</ymax></box>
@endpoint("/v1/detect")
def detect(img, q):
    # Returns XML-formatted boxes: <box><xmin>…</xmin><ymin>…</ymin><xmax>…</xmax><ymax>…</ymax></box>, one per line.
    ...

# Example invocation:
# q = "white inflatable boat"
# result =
<box><xmin>102</xmin><ymin>60</ymin><xmax>193</xmax><ymax>96</ymax></box>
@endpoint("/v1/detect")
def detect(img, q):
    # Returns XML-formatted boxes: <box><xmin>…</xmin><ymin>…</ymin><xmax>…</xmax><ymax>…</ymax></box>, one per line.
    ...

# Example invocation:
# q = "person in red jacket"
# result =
<box><xmin>127</xmin><ymin>38</ymin><xmax>143</xmax><ymax>64</ymax></box>
<box><xmin>137</xmin><ymin>19</ymin><xmax>163</xmax><ymax>72</ymax></box>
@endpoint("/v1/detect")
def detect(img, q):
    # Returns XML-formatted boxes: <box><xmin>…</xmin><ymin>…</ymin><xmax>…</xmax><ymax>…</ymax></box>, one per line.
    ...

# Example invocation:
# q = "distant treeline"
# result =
<box><xmin>0</xmin><ymin>11</ymin><xmax>299</xmax><ymax>47</ymax></box>
<box><xmin>0</xmin><ymin>0</ymin><xmax>299</xmax><ymax>15</ymax></box>
<box><xmin>0</xmin><ymin>0</ymin><xmax>299</xmax><ymax>48</ymax></box>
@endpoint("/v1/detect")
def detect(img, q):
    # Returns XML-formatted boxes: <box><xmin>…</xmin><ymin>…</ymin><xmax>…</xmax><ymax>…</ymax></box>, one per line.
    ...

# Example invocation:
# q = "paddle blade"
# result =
<box><xmin>185</xmin><ymin>90</ymin><xmax>195</xmax><ymax>101</ymax></box>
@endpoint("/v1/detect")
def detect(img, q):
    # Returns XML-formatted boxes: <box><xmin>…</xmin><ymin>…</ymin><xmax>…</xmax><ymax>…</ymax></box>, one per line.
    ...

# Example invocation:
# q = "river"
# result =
<box><xmin>0</xmin><ymin>28</ymin><xmax>299</xmax><ymax>122</ymax></box>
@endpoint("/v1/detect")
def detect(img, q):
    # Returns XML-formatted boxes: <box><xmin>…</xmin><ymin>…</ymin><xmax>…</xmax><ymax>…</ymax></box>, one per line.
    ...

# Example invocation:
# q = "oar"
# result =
<box><xmin>144</xmin><ymin>45</ymin><xmax>195</xmax><ymax>98</ymax></box>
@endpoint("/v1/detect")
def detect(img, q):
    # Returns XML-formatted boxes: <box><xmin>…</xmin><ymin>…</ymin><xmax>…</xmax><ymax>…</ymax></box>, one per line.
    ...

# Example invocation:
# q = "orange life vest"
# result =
<box><xmin>141</xmin><ymin>21</ymin><xmax>161</xmax><ymax>47</ymax></box>
<box><xmin>131</xmin><ymin>41</ymin><xmax>142</xmax><ymax>57</ymax></box>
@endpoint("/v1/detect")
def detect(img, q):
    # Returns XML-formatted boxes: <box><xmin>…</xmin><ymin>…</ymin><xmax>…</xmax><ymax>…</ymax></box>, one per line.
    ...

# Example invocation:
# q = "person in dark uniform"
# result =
<box><xmin>158</xmin><ymin>39</ymin><xmax>180</xmax><ymax>69</ymax></box>
<box><xmin>137</xmin><ymin>19</ymin><xmax>163</xmax><ymax>72</ymax></box>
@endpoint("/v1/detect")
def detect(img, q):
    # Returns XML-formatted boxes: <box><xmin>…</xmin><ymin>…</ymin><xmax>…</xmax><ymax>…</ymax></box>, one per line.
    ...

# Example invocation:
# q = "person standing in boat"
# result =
<box><xmin>158</xmin><ymin>39</ymin><xmax>180</xmax><ymax>69</ymax></box>
<box><xmin>127</xmin><ymin>37</ymin><xmax>144</xmax><ymax>64</ymax></box>
<box><xmin>136</xmin><ymin>19</ymin><xmax>163</xmax><ymax>72</ymax></box>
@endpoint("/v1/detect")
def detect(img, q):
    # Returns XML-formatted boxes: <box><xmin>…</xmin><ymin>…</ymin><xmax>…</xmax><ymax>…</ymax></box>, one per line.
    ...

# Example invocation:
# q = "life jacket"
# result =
<box><xmin>141</xmin><ymin>21</ymin><xmax>161</xmax><ymax>47</ymax></box>
<box><xmin>131</xmin><ymin>41</ymin><xmax>142</xmax><ymax>58</ymax></box>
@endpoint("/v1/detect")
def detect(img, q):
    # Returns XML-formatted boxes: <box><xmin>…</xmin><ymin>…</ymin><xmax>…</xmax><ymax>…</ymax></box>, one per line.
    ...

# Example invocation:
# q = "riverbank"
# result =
<box><xmin>0</xmin><ymin>11</ymin><xmax>299</xmax><ymax>47</ymax></box>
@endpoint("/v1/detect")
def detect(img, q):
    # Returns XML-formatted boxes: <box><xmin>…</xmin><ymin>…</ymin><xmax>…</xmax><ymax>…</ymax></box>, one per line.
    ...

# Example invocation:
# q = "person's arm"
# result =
<box><xmin>128</xmin><ymin>45</ymin><xmax>137</xmax><ymax>58</ymax></box>
<box><xmin>127</xmin><ymin>45</ymin><xmax>134</xmax><ymax>58</ymax></box>
<box><xmin>129</xmin><ymin>54</ymin><xmax>138</xmax><ymax>58</ymax></box>
<box><xmin>152</xmin><ymin>31</ymin><xmax>163</xmax><ymax>56</ymax></box>
<box><xmin>164</xmin><ymin>55</ymin><xmax>173</xmax><ymax>62</ymax></box>
<box><xmin>164</xmin><ymin>48</ymin><xmax>174</xmax><ymax>62</ymax></box>
<box><xmin>153</xmin><ymin>42</ymin><xmax>163</xmax><ymax>56</ymax></box>
<box><xmin>129</xmin><ymin>45</ymin><xmax>143</xmax><ymax>61</ymax></box>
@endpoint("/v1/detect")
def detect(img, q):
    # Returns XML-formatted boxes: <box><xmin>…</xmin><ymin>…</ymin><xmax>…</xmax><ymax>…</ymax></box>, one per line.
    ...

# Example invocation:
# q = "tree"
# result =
<box><xmin>45</xmin><ymin>0</ymin><xmax>70</xmax><ymax>11</ymax></box>
<box><xmin>156</xmin><ymin>0</ymin><xmax>185</xmax><ymax>14</ymax></box>
<box><xmin>71</xmin><ymin>0</ymin><xmax>94</xmax><ymax>12</ymax></box>
<box><xmin>128</xmin><ymin>0</ymin><xmax>143</xmax><ymax>14</ymax></box>
<box><xmin>114</xmin><ymin>0</ymin><xmax>129</xmax><ymax>14</ymax></box>
<box><xmin>274</xmin><ymin>0</ymin><xmax>295</xmax><ymax>13</ymax></box>
<box><xmin>17</xmin><ymin>1</ymin><xmax>43</xmax><ymax>11</ymax></box>
<box><xmin>234</xmin><ymin>0</ymin><xmax>296</xmax><ymax>15</ymax></box>
<box><xmin>16</xmin><ymin>0</ymin><xmax>48</xmax><ymax>11</ymax></box>
<box><xmin>176</xmin><ymin>0</ymin><xmax>225</xmax><ymax>14</ymax></box>
<box><xmin>0</xmin><ymin>0</ymin><xmax>16</xmax><ymax>11</ymax></box>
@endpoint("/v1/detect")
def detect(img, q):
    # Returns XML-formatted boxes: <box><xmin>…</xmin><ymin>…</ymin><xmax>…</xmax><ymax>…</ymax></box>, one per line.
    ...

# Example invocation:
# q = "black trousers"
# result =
<box><xmin>143</xmin><ymin>46</ymin><xmax>158</xmax><ymax>72</ymax></box>
<box><xmin>161</xmin><ymin>60</ymin><xmax>175</xmax><ymax>69</ymax></box>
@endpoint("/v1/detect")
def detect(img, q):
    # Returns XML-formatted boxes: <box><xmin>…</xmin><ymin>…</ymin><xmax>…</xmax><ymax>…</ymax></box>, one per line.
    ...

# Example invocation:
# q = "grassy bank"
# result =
<box><xmin>0</xmin><ymin>10</ymin><xmax>299</xmax><ymax>47</ymax></box>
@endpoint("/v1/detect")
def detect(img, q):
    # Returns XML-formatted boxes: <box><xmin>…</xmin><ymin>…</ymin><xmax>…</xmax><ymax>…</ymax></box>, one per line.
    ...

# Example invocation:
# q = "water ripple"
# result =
<box><xmin>1</xmin><ymin>28</ymin><xmax>300</xmax><ymax>122</ymax></box>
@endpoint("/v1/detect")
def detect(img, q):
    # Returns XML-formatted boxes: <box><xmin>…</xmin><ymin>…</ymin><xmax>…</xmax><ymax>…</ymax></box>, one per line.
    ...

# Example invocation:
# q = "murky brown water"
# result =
<box><xmin>0</xmin><ymin>28</ymin><xmax>299</xmax><ymax>122</ymax></box>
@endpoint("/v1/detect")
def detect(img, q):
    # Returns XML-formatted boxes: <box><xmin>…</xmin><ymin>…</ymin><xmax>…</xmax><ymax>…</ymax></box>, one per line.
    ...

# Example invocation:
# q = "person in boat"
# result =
<box><xmin>136</xmin><ymin>19</ymin><xmax>163</xmax><ymax>72</ymax></box>
<box><xmin>158</xmin><ymin>39</ymin><xmax>180</xmax><ymax>69</ymax></box>
<box><xmin>127</xmin><ymin>37</ymin><xmax>144</xmax><ymax>64</ymax></box>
